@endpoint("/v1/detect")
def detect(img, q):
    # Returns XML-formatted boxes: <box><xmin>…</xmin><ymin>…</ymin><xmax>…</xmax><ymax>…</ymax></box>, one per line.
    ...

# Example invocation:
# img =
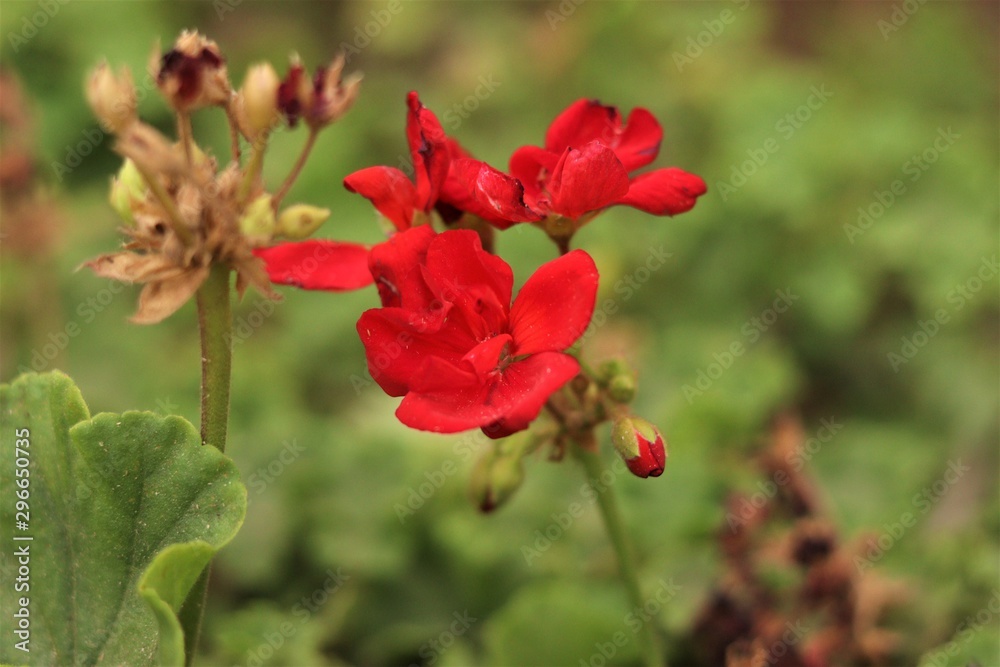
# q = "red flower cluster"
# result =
<box><xmin>357</xmin><ymin>226</ymin><xmax>598</xmax><ymax>438</ymax></box>
<box><xmin>452</xmin><ymin>99</ymin><xmax>707</xmax><ymax>232</ymax></box>
<box><xmin>255</xmin><ymin>91</ymin><xmax>705</xmax><ymax>444</ymax></box>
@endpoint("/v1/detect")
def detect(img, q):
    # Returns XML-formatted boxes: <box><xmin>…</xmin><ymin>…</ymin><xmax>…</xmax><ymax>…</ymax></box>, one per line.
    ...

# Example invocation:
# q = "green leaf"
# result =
<box><xmin>0</xmin><ymin>371</ymin><xmax>246</xmax><ymax>666</ymax></box>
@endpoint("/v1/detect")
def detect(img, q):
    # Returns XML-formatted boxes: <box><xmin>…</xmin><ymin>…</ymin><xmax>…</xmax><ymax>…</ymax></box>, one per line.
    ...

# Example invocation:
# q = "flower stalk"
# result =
<box><xmin>179</xmin><ymin>262</ymin><xmax>233</xmax><ymax>664</ymax></box>
<box><xmin>574</xmin><ymin>442</ymin><xmax>665</xmax><ymax>667</ymax></box>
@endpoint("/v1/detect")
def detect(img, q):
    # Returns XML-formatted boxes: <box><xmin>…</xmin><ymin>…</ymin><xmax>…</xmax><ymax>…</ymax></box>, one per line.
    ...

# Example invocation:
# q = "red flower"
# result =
<box><xmin>357</xmin><ymin>226</ymin><xmax>598</xmax><ymax>438</ymax></box>
<box><xmin>453</xmin><ymin>98</ymin><xmax>707</xmax><ymax>230</ymax></box>
<box><xmin>343</xmin><ymin>91</ymin><xmax>452</xmax><ymax>231</ymax></box>
<box><xmin>255</xmin><ymin>91</ymin><xmax>451</xmax><ymax>291</ymax></box>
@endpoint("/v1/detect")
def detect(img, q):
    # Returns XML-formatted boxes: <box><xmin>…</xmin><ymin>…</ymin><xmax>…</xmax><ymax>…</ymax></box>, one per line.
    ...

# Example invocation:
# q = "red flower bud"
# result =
<box><xmin>611</xmin><ymin>416</ymin><xmax>666</xmax><ymax>478</ymax></box>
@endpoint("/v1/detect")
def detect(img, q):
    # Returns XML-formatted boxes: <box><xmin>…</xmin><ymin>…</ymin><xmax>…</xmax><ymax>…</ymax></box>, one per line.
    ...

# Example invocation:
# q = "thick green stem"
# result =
<box><xmin>575</xmin><ymin>443</ymin><xmax>665</xmax><ymax>667</ymax></box>
<box><xmin>179</xmin><ymin>263</ymin><xmax>233</xmax><ymax>665</ymax></box>
<box><xmin>196</xmin><ymin>263</ymin><xmax>233</xmax><ymax>451</ymax></box>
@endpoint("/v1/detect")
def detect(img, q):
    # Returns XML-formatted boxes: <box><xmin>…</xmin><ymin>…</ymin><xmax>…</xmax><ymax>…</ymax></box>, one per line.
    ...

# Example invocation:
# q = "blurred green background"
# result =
<box><xmin>1</xmin><ymin>1</ymin><xmax>997</xmax><ymax>665</ymax></box>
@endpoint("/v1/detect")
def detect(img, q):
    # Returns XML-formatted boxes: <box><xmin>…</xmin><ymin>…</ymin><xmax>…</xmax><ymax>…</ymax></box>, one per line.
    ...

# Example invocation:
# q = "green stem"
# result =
<box><xmin>196</xmin><ymin>263</ymin><xmax>232</xmax><ymax>451</ymax></box>
<box><xmin>238</xmin><ymin>138</ymin><xmax>267</xmax><ymax>205</ymax></box>
<box><xmin>272</xmin><ymin>127</ymin><xmax>318</xmax><ymax>208</ymax></box>
<box><xmin>179</xmin><ymin>262</ymin><xmax>233</xmax><ymax>665</ymax></box>
<box><xmin>575</xmin><ymin>443</ymin><xmax>665</xmax><ymax>667</ymax></box>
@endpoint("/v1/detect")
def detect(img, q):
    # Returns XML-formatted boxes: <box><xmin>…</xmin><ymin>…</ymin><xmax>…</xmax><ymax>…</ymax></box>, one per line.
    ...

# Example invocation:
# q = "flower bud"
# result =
<box><xmin>238</xmin><ymin>194</ymin><xmax>276</xmax><ymax>243</ymax></box>
<box><xmin>108</xmin><ymin>159</ymin><xmax>145</xmax><ymax>225</ymax></box>
<box><xmin>599</xmin><ymin>358</ymin><xmax>636</xmax><ymax>403</ymax></box>
<box><xmin>611</xmin><ymin>416</ymin><xmax>666</xmax><ymax>478</ymax></box>
<box><xmin>275</xmin><ymin>204</ymin><xmax>330</xmax><ymax>239</ymax></box>
<box><xmin>240</xmin><ymin>63</ymin><xmax>280</xmax><ymax>138</ymax></box>
<box><xmin>469</xmin><ymin>446</ymin><xmax>526</xmax><ymax>513</ymax></box>
<box><xmin>86</xmin><ymin>62</ymin><xmax>137</xmax><ymax>133</ymax></box>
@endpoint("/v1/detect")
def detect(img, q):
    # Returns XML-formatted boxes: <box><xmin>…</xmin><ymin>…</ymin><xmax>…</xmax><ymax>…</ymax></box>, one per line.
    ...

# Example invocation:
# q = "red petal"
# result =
<box><xmin>422</xmin><ymin>230</ymin><xmax>513</xmax><ymax>339</ymax></box>
<box><xmin>509</xmin><ymin>145</ymin><xmax>560</xmax><ymax>208</ymax></box>
<box><xmin>616</xmin><ymin>168</ymin><xmax>708</xmax><ymax>216</ymax></box>
<box><xmin>509</xmin><ymin>249</ymin><xmax>598</xmax><ymax>356</ymax></box>
<box><xmin>395</xmin><ymin>351</ymin><xmax>579</xmax><ymax>437</ymax></box>
<box><xmin>544</xmin><ymin>99</ymin><xmax>622</xmax><ymax>154</ymax></box>
<box><xmin>613</xmin><ymin>107</ymin><xmax>663</xmax><ymax>171</ymax></box>
<box><xmin>357</xmin><ymin>307</ymin><xmax>466</xmax><ymax>397</ymax></box>
<box><xmin>254</xmin><ymin>240</ymin><xmax>373</xmax><ymax>291</ymax></box>
<box><xmin>462</xmin><ymin>334</ymin><xmax>512</xmax><ymax>379</ymax></box>
<box><xmin>406</xmin><ymin>91</ymin><xmax>449</xmax><ymax>211</ymax></box>
<box><xmin>452</xmin><ymin>159</ymin><xmax>544</xmax><ymax>228</ymax></box>
<box><xmin>344</xmin><ymin>166</ymin><xmax>419</xmax><ymax>231</ymax></box>
<box><xmin>368</xmin><ymin>225</ymin><xmax>437</xmax><ymax>309</ymax></box>
<box><xmin>483</xmin><ymin>352</ymin><xmax>581</xmax><ymax>438</ymax></box>
<box><xmin>548</xmin><ymin>142</ymin><xmax>630</xmax><ymax>220</ymax></box>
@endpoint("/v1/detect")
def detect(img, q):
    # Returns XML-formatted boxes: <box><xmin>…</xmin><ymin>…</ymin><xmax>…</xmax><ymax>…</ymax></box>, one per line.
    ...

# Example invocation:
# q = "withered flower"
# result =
<box><xmin>83</xmin><ymin>32</ymin><xmax>357</xmax><ymax>324</ymax></box>
<box><xmin>82</xmin><ymin>118</ymin><xmax>276</xmax><ymax>324</ymax></box>
<box><xmin>278</xmin><ymin>54</ymin><xmax>361</xmax><ymax>130</ymax></box>
<box><xmin>155</xmin><ymin>31</ymin><xmax>231</xmax><ymax>111</ymax></box>
<box><xmin>86</xmin><ymin>62</ymin><xmax>137</xmax><ymax>133</ymax></box>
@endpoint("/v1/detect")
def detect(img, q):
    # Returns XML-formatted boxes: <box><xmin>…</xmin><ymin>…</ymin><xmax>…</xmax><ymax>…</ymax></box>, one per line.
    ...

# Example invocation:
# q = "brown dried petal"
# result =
<box><xmin>115</xmin><ymin>123</ymin><xmax>185</xmax><ymax>179</ymax></box>
<box><xmin>82</xmin><ymin>251</ymin><xmax>187</xmax><ymax>283</ymax></box>
<box><xmin>130</xmin><ymin>265</ymin><xmax>209</xmax><ymax>324</ymax></box>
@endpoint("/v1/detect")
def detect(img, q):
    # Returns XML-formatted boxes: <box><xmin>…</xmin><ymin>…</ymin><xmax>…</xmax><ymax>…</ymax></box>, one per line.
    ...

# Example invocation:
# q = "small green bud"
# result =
<box><xmin>108</xmin><ymin>159</ymin><xmax>145</xmax><ymax>225</ymax></box>
<box><xmin>608</xmin><ymin>373</ymin><xmax>636</xmax><ymax>403</ymax></box>
<box><xmin>469</xmin><ymin>444</ymin><xmax>526</xmax><ymax>513</ymax></box>
<box><xmin>239</xmin><ymin>194</ymin><xmax>276</xmax><ymax>242</ymax></box>
<box><xmin>276</xmin><ymin>204</ymin><xmax>330</xmax><ymax>239</ymax></box>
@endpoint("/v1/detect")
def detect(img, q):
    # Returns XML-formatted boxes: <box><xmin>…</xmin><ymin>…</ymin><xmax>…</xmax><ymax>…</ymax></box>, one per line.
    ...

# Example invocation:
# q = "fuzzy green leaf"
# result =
<box><xmin>0</xmin><ymin>371</ymin><xmax>246</xmax><ymax>666</ymax></box>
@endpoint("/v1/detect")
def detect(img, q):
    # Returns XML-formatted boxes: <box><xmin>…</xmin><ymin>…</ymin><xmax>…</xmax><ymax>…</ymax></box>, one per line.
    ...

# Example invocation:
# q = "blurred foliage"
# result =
<box><xmin>1</xmin><ymin>1</ymin><xmax>997</xmax><ymax>665</ymax></box>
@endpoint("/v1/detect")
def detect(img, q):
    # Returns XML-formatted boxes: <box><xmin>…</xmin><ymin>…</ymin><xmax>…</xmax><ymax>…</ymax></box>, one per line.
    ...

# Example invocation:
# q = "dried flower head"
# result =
<box><xmin>155</xmin><ymin>31</ymin><xmax>230</xmax><ymax>111</ymax></box>
<box><xmin>278</xmin><ymin>54</ymin><xmax>361</xmax><ymax>130</ymax></box>
<box><xmin>86</xmin><ymin>62</ymin><xmax>137</xmax><ymax>133</ymax></box>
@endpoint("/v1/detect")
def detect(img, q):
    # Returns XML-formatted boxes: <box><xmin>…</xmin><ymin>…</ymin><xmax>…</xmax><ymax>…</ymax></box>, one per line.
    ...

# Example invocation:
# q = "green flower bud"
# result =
<box><xmin>239</xmin><ymin>194</ymin><xmax>276</xmax><ymax>242</ymax></box>
<box><xmin>108</xmin><ymin>159</ymin><xmax>145</xmax><ymax>226</ymax></box>
<box><xmin>276</xmin><ymin>204</ymin><xmax>330</xmax><ymax>239</ymax></box>
<box><xmin>599</xmin><ymin>357</ymin><xmax>637</xmax><ymax>403</ymax></box>
<box><xmin>469</xmin><ymin>445</ymin><xmax>526</xmax><ymax>513</ymax></box>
